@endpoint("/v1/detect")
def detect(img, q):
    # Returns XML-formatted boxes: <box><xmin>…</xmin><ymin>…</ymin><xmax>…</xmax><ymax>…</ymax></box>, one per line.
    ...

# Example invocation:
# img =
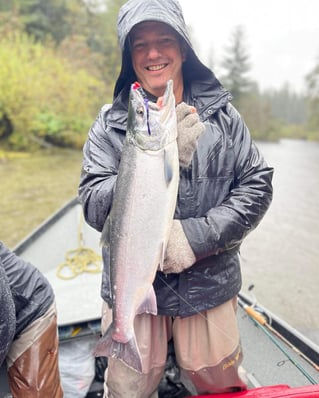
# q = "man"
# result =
<box><xmin>78</xmin><ymin>0</ymin><xmax>273</xmax><ymax>396</ymax></box>
<box><xmin>0</xmin><ymin>242</ymin><xmax>63</xmax><ymax>397</ymax></box>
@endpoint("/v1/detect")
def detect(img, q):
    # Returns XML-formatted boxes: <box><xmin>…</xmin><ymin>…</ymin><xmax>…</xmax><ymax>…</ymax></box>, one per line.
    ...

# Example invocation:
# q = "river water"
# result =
<box><xmin>240</xmin><ymin>139</ymin><xmax>319</xmax><ymax>346</ymax></box>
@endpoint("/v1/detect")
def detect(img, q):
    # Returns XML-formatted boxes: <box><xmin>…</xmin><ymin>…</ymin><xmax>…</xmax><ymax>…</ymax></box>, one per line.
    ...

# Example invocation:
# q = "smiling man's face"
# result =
<box><xmin>130</xmin><ymin>21</ymin><xmax>186</xmax><ymax>102</ymax></box>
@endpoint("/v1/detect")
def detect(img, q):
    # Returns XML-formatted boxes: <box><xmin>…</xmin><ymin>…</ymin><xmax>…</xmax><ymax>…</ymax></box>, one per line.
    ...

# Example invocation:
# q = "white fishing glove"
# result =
<box><xmin>163</xmin><ymin>220</ymin><xmax>196</xmax><ymax>274</ymax></box>
<box><xmin>176</xmin><ymin>102</ymin><xmax>205</xmax><ymax>168</ymax></box>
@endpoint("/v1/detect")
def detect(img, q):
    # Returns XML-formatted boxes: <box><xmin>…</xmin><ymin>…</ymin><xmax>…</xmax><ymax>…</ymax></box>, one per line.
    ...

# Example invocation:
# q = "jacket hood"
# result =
<box><xmin>114</xmin><ymin>0</ymin><xmax>223</xmax><ymax>99</ymax></box>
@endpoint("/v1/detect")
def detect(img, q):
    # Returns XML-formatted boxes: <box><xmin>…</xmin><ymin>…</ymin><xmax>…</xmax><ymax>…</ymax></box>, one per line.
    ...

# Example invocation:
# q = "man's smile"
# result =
<box><xmin>146</xmin><ymin>64</ymin><xmax>167</xmax><ymax>71</ymax></box>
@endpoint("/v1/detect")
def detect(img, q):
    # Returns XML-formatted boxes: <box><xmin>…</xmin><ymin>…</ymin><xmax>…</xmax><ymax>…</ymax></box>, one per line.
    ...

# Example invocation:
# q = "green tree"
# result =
<box><xmin>0</xmin><ymin>32</ymin><xmax>105</xmax><ymax>150</ymax></box>
<box><xmin>14</xmin><ymin>0</ymin><xmax>70</xmax><ymax>44</ymax></box>
<box><xmin>305</xmin><ymin>58</ymin><xmax>319</xmax><ymax>136</ymax></box>
<box><xmin>263</xmin><ymin>83</ymin><xmax>306</xmax><ymax>125</ymax></box>
<box><xmin>0</xmin><ymin>0</ymin><xmax>124</xmax><ymax>99</ymax></box>
<box><xmin>237</xmin><ymin>85</ymin><xmax>281</xmax><ymax>141</ymax></box>
<box><xmin>220</xmin><ymin>25</ymin><xmax>253</xmax><ymax>107</ymax></box>
<box><xmin>0</xmin><ymin>0</ymin><xmax>15</xmax><ymax>12</ymax></box>
<box><xmin>57</xmin><ymin>0</ymin><xmax>124</xmax><ymax>100</ymax></box>
<box><xmin>218</xmin><ymin>26</ymin><xmax>278</xmax><ymax>140</ymax></box>
<box><xmin>87</xmin><ymin>0</ymin><xmax>126</xmax><ymax>97</ymax></box>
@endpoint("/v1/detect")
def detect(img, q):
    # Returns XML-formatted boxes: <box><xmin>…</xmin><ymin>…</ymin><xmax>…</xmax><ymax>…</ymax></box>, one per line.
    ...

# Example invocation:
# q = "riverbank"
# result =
<box><xmin>1</xmin><ymin>149</ymin><xmax>83</xmax><ymax>248</ymax></box>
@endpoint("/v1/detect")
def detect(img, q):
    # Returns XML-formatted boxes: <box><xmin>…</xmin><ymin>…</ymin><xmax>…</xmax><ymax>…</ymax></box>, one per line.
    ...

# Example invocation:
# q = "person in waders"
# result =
<box><xmin>0</xmin><ymin>241</ymin><xmax>63</xmax><ymax>397</ymax></box>
<box><xmin>78</xmin><ymin>0</ymin><xmax>274</xmax><ymax>396</ymax></box>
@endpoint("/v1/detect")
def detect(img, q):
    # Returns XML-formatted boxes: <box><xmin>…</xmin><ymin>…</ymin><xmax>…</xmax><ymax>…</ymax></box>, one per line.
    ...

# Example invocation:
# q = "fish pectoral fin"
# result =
<box><xmin>100</xmin><ymin>216</ymin><xmax>111</xmax><ymax>247</ymax></box>
<box><xmin>164</xmin><ymin>148</ymin><xmax>174</xmax><ymax>184</ymax></box>
<box><xmin>136</xmin><ymin>286</ymin><xmax>157</xmax><ymax>316</ymax></box>
<box><xmin>94</xmin><ymin>326</ymin><xmax>143</xmax><ymax>373</ymax></box>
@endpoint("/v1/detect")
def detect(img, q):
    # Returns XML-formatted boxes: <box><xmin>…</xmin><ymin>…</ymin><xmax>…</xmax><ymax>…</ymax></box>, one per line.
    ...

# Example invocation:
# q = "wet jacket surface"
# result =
<box><xmin>0</xmin><ymin>242</ymin><xmax>54</xmax><ymax>365</ymax></box>
<box><xmin>78</xmin><ymin>0</ymin><xmax>274</xmax><ymax>318</ymax></box>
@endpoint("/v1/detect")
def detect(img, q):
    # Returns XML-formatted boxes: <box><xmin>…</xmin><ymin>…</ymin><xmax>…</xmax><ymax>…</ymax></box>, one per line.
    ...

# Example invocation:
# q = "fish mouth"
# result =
<box><xmin>146</xmin><ymin>63</ymin><xmax>168</xmax><ymax>71</ymax></box>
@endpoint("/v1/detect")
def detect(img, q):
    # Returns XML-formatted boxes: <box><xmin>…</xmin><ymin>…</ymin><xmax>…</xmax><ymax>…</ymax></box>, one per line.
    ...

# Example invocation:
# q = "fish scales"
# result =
<box><xmin>95</xmin><ymin>80</ymin><xmax>179</xmax><ymax>372</ymax></box>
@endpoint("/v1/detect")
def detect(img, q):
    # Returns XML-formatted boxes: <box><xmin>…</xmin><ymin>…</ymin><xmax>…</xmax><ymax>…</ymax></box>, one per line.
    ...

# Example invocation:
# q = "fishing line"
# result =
<box><xmin>158</xmin><ymin>274</ymin><xmax>319</xmax><ymax>384</ymax></box>
<box><xmin>157</xmin><ymin>273</ymin><xmax>238</xmax><ymax>345</ymax></box>
<box><xmin>249</xmin><ymin>315</ymin><xmax>317</xmax><ymax>384</ymax></box>
<box><xmin>237</xmin><ymin>296</ymin><xmax>318</xmax><ymax>384</ymax></box>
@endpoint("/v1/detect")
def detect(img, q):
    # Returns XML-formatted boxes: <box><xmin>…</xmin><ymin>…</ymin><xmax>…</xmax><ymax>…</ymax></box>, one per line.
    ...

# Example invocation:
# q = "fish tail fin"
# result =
<box><xmin>94</xmin><ymin>326</ymin><xmax>143</xmax><ymax>373</ymax></box>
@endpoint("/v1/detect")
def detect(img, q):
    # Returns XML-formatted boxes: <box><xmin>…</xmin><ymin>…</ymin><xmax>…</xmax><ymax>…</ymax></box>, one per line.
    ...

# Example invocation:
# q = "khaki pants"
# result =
<box><xmin>7</xmin><ymin>303</ymin><xmax>63</xmax><ymax>398</ymax></box>
<box><xmin>100</xmin><ymin>296</ymin><xmax>246</xmax><ymax>398</ymax></box>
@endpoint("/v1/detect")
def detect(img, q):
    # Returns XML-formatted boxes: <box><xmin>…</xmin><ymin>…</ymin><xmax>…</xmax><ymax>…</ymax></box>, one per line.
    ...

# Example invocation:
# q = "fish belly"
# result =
<box><xmin>111</xmin><ymin>141</ymin><xmax>179</xmax><ymax>341</ymax></box>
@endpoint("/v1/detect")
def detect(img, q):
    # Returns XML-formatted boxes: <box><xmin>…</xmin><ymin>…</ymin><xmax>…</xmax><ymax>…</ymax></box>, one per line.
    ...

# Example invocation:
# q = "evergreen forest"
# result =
<box><xmin>1</xmin><ymin>0</ymin><xmax>319</xmax><ymax>152</ymax></box>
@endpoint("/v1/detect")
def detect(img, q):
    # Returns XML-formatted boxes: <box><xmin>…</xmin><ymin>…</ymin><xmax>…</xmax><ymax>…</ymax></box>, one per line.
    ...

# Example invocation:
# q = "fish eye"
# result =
<box><xmin>136</xmin><ymin>107</ymin><xmax>144</xmax><ymax>117</ymax></box>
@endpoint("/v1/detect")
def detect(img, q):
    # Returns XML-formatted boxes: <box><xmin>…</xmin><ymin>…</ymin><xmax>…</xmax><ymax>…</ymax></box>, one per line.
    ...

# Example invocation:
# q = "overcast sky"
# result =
<box><xmin>179</xmin><ymin>0</ymin><xmax>319</xmax><ymax>93</ymax></box>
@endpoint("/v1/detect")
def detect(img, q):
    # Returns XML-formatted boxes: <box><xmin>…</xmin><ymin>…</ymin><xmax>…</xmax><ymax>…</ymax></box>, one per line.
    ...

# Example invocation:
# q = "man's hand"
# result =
<box><xmin>162</xmin><ymin>220</ymin><xmax>196</xmax><ymax>274</ymax></box>
<box><xmin>176</xmin><ymin>102</ymin><xmax>205</xmax><ymax>168</ymax></box>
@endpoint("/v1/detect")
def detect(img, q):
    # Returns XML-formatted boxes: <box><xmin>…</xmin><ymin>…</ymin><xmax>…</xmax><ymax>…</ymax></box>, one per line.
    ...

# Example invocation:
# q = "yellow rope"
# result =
<box><xmin>56</xmin><ymin>212</ymin><xmax>102</xmax><ymax>280</ymax></box>
<box><xmin>56</xmin><ymin>247</ymin><xmax>102</xmax><ymax>280</ymax></box>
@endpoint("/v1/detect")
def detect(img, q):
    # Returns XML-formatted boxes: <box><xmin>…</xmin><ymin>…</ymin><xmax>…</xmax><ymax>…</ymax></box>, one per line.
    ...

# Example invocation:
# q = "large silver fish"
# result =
<box><xmin>95</xmin><ymin>80</ymin><xmax>179</xmax><ymax>372</ymax></box>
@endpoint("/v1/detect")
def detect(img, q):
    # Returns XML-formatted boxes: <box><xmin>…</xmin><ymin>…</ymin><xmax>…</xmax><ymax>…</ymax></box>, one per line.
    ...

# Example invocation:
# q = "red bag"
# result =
<box><xmin>188</xmin><ymin>384</ymin><xmax>319</xmax><ymax>397</ymax></box>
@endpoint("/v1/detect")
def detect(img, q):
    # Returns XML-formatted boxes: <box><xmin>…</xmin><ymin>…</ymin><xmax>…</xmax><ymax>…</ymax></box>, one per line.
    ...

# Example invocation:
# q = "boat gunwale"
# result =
<box><xmin>13</xmin><ymin>197</ymin><xmax>80</xmax><ymax>256</ymax></box>
<box><xmin>238</xmin><ymin>291</ymin><xmax>319</xmax><ymax>367</ymax></box>
<box><xmin>11</xmin><ymin>197</ymin><xmax>319</xmax><ymax>368</ymax></box>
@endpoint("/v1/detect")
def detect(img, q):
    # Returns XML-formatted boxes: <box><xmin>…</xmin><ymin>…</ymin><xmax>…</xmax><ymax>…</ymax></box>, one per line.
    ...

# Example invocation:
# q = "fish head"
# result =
<box><xmin>127</xmin><ymin>80</ymin><xmax>177</xmax><ymax>151</ymax></box>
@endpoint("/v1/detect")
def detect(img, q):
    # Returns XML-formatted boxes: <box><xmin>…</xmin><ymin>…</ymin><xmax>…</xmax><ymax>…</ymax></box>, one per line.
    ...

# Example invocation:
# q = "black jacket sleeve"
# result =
<box><xmin>78</xmin><ymin>105</ymin><xmax>124</xmax><ymax>232</ymax></box>
<box><xmin>0</xmin><ymin>242</ymin><xmax>55</xmax><ymax>337</ymax></box>
<box><xmin>182</xmin><ymin>103</ymin><xmax>274</xmax><ymax>259</ymax></box>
